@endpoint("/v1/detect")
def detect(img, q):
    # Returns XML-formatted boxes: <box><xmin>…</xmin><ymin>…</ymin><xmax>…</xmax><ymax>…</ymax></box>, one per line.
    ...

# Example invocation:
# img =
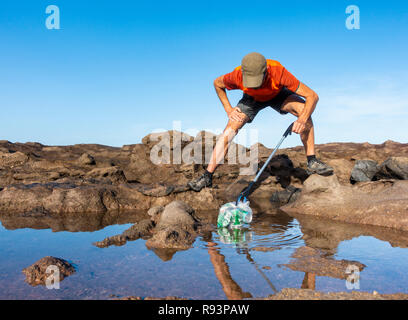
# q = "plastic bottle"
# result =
<box><xmin>217</xmin><ymin>204</ymin><xmax>233</xmax><ymax>228</ymax></box>
<box><xmin>217</xmin><ymin>201</ymin><xmax>253</xmax><ymax>229</ymax></box>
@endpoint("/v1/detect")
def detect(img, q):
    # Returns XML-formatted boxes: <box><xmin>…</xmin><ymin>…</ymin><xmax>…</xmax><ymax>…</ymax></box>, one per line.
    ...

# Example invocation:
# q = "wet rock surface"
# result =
<box><xmin>22</xmin><ymin>256</ymin><xmax>75</xmax><ymax>286</ymax></box>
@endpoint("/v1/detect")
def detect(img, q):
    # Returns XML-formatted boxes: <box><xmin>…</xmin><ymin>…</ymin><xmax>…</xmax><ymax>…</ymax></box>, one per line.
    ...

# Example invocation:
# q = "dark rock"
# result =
<box><xmin>376</xmin><ymin>157</ymin><xmax>408</xmax><ymax>180</ymax></box>
<box><xmin>270</xmin><ymin>186</ymin><xmax>301</xmax><ymax>205</ymax></box>
<box><xmin>22</xmin><ymin>256</ymin><xmax>75</xmax><ymax>286</ymax></box>
<box><xmin>350</xmin><ymin>160</ymin><xmax>379</xmax><ymax>182</ymax></box>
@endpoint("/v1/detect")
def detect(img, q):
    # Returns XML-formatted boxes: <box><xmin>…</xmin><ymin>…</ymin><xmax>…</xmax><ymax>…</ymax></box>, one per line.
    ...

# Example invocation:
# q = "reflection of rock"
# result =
<box><xmin>0</xmin><ymin>210</ymin><xmax>147</xmax><ymax>232</ymax></box>
<box><xmin>266</xmin><ymin>288</ymin><xmax>408</xmax><ymax>300</ymax></box>
<box><xmin>293</xmin><ymin>214</ymin><xmax>408</xmax><ymax>255</ymax></box>
<box><xmin>282</xmin><ymin>175</ymin><xmax>408</xmax><ymax>231</ymax></box>
<box><xmin>351</xmin><ymin>160</ymin><xmax>379</xmax><ymax>183</ymax></box>
<box><xmin>283</xmin><ymin>246</ymin><xmax>365</xmax><ymax>279</ymax></box>
<box><xmin>22</xmin><ymin>256</ymin><xmax>75</xmax><ymax>286</ymax></box>
<box><xmin>146</xmin><ymin>247</ymin><xmax>179</xmax><ymax>262</ymax></box>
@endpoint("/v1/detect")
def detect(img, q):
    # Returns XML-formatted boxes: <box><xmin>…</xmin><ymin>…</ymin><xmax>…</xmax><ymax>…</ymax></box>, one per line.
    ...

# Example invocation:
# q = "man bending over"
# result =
<box><xmin>188</xmin><ymin>52</ymin><xmax>333</xmax><ymax>192</ymax></box>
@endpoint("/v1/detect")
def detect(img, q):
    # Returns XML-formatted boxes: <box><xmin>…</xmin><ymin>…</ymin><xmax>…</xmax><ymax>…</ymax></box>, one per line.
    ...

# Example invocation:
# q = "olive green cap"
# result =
<box><xmin>241</xmin><ymin>52</ymin><xmax>267</xmax><ymax>88</ymax></box>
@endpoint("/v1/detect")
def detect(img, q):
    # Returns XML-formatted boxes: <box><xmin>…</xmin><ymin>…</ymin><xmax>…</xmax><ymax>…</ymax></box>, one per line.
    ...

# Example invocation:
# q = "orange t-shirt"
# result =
<box><xmin>223</xmin><ymin>59</ymin><xmax>300</xmax><ymax>102</ymax></box>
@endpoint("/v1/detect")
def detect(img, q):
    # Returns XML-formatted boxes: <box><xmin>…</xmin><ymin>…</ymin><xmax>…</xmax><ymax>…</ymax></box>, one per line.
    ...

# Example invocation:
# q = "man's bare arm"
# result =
<box><xmin>214</xmin><ymin>75</ymin><xmax>247</xmax><ymax>123</ymax></box>
<box><xmin>293</xmin><ymin>82</ymin><xmax>319</xmax><ymax>133</ymax></box>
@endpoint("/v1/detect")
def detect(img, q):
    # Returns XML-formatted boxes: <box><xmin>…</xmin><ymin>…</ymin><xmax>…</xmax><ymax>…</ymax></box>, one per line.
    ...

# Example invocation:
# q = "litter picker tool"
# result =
<box><xmin>236</xmin><ymin>122</ymin><xmax>294</xmax><ymax>205</ymax></box>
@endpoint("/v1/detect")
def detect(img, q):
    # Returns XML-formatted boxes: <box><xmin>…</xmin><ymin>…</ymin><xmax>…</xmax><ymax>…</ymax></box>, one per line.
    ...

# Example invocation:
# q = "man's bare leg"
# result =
<box><xmin>281</xmin><ymin>95</ymin><xmax>333</xmax><ymax>175</ymax></box>
<box><xmin>207</xmin><ymin>118</ymin><xmax>249</xmax><ymax>173</ymax></box>
<box><xmin>188</xmin><ymin>117</ymin><xmax>248</xmax><ymax>191</ymax></box>
<box><xmin>280</xmin><ymin>95</ymin><xmax>315</xmax><ymax>156</ymax></box>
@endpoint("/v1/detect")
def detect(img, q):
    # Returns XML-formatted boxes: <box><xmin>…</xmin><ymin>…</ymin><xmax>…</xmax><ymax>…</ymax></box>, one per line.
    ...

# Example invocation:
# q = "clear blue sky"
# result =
<box><xmin>1</xmin><ymin>0</ymin><xmax>407</xmax><ymax>148</ymax></box>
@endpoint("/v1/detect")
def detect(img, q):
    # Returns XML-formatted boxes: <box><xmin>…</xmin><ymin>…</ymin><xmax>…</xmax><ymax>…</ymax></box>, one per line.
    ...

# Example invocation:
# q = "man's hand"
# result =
<box><xmin>228</xmin><ymin>107</ymin><xmax>247</xmax><ymax>123</ymax></box>
<box><xmin>292</xmin><ymin>119</ymin><xmax>307</xmax><ymax>134</ymax></box>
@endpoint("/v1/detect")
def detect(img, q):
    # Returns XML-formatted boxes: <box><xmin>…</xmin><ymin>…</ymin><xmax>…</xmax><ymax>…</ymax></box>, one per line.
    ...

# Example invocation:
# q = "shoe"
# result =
<box><xmin>187</xmin><ymin>173</ymin><xmax>212</xmax><ymax>192</ymax></box>
<box><xmin>307</xmin><ymin>158</ymin><xmax>334</xmax><ymax>176</ymax></box>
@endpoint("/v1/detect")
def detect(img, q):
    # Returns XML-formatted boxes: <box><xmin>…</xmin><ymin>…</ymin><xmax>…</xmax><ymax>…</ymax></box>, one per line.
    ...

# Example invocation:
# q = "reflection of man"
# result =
<box><xmin>188</xmin><ymin>52</ymin><xmax>333</xmax><ymax>192</ymax></box>
<box><xmin>301</xmin><ymin>273</ymin><xmax>316</xmax><ymax>290</ymax></box>
<box><xmin>207</xmin><ymin>242</ymin><xmax>252</xmax><ymax>300</ymax></box>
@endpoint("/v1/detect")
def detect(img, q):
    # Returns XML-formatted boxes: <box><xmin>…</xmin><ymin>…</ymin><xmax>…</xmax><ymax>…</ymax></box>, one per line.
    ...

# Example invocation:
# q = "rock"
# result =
<box><xmin>376</xmin><ymin>157</ymin><xmax>408</xmax><ymax>180</ymax></box>
<box><xmin>326</xmin><ymin>158</ymin><xmax>355</xmax><ymax>183</ymax></box>
<box><xmin>266</xmin><ymin>288</ymin><xmax>408</xmax><ymax>300</ymax></box>
<box><xmin>0</xmin><ymin>151</ymin><xmax>29</xmax><ymax>168</ymax></box>
<box><xmin>22</xmin><ymin>256</ymin><xmax>75</xmax><ymax>286</ymax></box>
<box><xmin>122</xmin><ymin>219</ymin><xmax>155</xmax><ymax>240</ymax></box>
<box><xmin>77</xmin><ymin>153</ymin><xmax>96</xmax><ymax>166</ymax></box>
<box><xmin>0</xmin><ymin>183</ymin><xmax>120</xmax><ymax>214</ymax></box>
<box><xmin>85</xmin><ymin>167</ymin><xmax>127</xmax><ymax>184</ymax></box>
<box><xmin>282</xmin><ymin>175</ymin><xmax>408</xmax><ymax>231</ymax></box>
<box><xmin>270</xmin><ymin>186</ymin><xmax>301</xmax><ymax>205</ymax></box>
<box><xmin>135</xmin><ymin>183</ymin><xmax>174</xmax><ymax>197</ymax></box>
<box><xmin>147</xmin><ymin>205</ymin><xmax>164</xmax><ymax>223</ymax></box>
<box><xmin>94</xmin><ymin>219</ymin><xmax>155</xmax><ymax>248</ymax></box>
<box><xmin>155</xmin><ymin>201</ymin><xmax>197</xmax><ymax>229</ymax></box>
<box><xmin>282</xmin><ymin>246</ymin><xmax>365</xmax><ymax>279</ymax></box>
<box><xmin>145</xmin><ymin>201</ymin><xmax>199</xmax><ymax>250</ymax></box>
<box><xmin>303</xmin><ymin>174</ymin><xmax>340</xmax><ymax>193</ymax></box>
<box><xmin>93</xmin><ymin>234</ymin><xmax>128</xmax><ymax>248</ymax></box>
<box><xmin>350</xmin><ymin>160</ymin><xmax>379</xmax><ymax>182</ymax></box>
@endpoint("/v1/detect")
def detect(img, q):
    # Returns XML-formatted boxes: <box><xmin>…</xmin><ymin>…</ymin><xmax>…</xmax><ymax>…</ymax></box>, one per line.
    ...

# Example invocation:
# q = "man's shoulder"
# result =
<box><xmin>267</xmin><ymin>59</ymin><xmax>283</xmax><ymax>68</ymax></box>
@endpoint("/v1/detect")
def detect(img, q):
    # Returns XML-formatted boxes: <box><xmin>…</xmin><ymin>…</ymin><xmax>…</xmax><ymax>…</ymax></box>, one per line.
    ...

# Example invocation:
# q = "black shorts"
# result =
<box><xmin>237</xmin><ymin>87</ymin><xmax>297</xmax><ymax>123</ymax></box>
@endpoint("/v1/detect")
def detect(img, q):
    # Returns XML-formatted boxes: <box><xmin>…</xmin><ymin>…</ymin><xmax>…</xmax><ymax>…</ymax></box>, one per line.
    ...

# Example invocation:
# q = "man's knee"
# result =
<box><xmin>228</xmin><ymin>119</ymin><xmax>247</xmax><ymax>133</ymax></box>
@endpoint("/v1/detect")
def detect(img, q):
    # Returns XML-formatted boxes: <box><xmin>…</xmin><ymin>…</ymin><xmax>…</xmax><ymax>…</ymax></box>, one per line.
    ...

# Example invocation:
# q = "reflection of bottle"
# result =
<box><xmin>218</xmin><ymin>228</ymin><xmax>253</xmax><ymax>248</ymax></box>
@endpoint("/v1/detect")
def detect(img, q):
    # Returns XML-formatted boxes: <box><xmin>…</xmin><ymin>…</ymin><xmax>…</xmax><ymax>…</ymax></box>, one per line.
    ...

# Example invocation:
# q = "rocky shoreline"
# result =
<box><xmin>1</xmin><ymin>132</ymin><xmax>407</xmax><ymax>231</ymax></box>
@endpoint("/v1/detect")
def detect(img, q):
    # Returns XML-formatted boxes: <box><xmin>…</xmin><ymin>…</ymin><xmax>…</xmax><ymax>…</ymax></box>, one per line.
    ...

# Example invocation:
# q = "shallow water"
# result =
<box><xmin>1</xmin><ymin>210</ymin><xmax>408</xmax><ymax>300</ymax></box>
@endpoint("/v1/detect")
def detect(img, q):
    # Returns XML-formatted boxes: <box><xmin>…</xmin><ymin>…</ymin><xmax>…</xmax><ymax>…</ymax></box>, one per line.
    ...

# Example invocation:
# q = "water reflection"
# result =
<box><xmin>2</xmin><ymin>208</ymin><xmax>408</xmax><ymax>299</ymax></box>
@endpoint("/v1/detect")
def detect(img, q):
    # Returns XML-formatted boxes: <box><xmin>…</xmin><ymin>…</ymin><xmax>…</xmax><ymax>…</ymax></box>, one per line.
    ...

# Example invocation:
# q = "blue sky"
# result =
<box><xmin>0</xmin><ymin>0</ymin><xmax>407</xmax><ymax>148</ymax></box>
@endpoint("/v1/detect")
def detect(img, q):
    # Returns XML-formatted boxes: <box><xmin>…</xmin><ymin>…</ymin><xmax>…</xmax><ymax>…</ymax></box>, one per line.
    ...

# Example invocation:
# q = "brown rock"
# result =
<box><xmin>22</xmin><ymin>256</ymin><xmax>75</xmax><ymax>286</ymax></box>
<box><xmin>282</xmin><ymin>175</ymin><xmax>408</xmax><ymax>231</ymax></box>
